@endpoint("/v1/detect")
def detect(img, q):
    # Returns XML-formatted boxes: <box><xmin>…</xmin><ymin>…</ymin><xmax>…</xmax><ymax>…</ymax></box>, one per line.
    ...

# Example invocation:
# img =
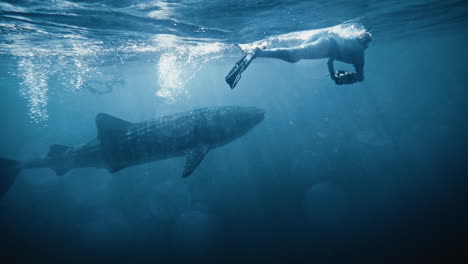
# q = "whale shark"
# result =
<box><xmin>0</xmin><ymin>106</ymin><xmax>265</xmax><ymax>198</ymax></box>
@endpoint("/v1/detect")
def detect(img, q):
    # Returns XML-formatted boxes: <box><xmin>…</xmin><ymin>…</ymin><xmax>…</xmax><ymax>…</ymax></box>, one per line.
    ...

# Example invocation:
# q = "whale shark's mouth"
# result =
<box><xmin>254</xmin><ymin>110</ymin><xmax>266</xmax><ymax>123</ymax></box>
<box><xmin>245</xmin><ymin>108</ymin><xmax>265</xmax><ymax>126</ymax></box>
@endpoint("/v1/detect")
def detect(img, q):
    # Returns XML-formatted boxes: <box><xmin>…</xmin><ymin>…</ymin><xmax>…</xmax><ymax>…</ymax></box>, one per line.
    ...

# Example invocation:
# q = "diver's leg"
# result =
<box><xmin>257</xmin><ymin>38</ymin><xmax>331</xmax><ymax>63</ymax></box>
<box><xmin>257</xmin><ymin>47</ymin><xmax>302</xmax><ymax>63</ymax></box>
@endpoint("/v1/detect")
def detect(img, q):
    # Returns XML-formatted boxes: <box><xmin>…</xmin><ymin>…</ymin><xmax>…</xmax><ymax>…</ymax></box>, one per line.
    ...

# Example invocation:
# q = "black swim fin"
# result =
<box><xmin>225</xmin><ymin>48</ymin><xmax>260</xmax><ymax>89</ymax></box>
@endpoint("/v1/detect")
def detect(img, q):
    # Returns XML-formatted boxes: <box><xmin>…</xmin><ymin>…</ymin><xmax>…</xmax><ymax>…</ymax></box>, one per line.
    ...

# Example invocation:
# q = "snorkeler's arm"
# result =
<box><xmin>354</xmin><ymin>60</ymin><xmax>364</xmax><ymax>82</ymax></box>
<box><xmin>328</xmin><ymin>59</ymin><xmax>337</xmax><ymax>80</ymax></box>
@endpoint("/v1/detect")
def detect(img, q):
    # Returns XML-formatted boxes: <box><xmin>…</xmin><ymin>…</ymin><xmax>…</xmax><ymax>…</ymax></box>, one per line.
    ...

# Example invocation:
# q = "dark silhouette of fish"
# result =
<box><xmin>0</xmin><ymin>106</ymin><xmax>265</xmax><ymax>198</ymax></box>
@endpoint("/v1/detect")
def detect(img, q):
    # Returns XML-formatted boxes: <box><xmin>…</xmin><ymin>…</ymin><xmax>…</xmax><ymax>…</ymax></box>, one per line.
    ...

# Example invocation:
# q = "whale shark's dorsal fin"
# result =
<box><xmin>47</xmin><ymin>144</ymin><xmax>72</xmax><ymax>176</ymax></box>
<box><xmin>96</xmin><ymin>113</ymin><xmax>132</xmax><ymax>141</ymax></box>
<box><xmin>53</xmin><ymin>168</ymin><xmax>69</xmax><ymax>176</ymax></box>
<box><xmin>48</xmin><ymin>144</ymin><xmax>70</xmax><ymax>158</ymax></box>
<box><xmin>96</xmin><ymin>113</ymin><xmax>133</xmax><ymax>174</ymax></box>
<box><xmin>182</xmin><ymin>144</ymin><xmax>209</xmax><ymax>178</ymax></box>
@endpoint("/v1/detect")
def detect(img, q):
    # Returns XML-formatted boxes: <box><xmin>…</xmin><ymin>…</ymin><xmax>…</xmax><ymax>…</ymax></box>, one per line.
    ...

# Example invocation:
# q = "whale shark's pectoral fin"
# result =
<box><xmin>182</xmin><ymin>144</ymin><xmax>209</xmax><ymax>178</ymax></box>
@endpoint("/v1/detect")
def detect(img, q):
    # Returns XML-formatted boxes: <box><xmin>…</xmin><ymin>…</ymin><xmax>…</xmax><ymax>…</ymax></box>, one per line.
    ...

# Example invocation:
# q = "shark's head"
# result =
<box><xmin>232</xmin><ymin>106</ymin><xmax>265</xmax><ymax>133</ymax></box>
<box><xmin>198</xmin><ymin>106</ymin><xmax>265</xmax><ymax>146</ymax></box>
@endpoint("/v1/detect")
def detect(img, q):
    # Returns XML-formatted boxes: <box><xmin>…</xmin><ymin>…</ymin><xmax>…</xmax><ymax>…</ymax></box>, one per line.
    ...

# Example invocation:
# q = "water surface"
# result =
<box><xmin>1</xmin><ymin>0</ymin><xmax>468</xmax><ymax>262</ymax></box>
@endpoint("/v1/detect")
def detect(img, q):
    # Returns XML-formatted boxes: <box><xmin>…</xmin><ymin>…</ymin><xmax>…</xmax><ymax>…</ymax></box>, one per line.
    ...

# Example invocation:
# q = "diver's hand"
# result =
<box><xmin>333</xmin><ymin>71</ymin><xmax>357</xmax><ymax>85</ymax></box>
<box><xmin>329</xmin><ymin>70</ymin><xmax>346</xmax><ymax>83</ymax></box>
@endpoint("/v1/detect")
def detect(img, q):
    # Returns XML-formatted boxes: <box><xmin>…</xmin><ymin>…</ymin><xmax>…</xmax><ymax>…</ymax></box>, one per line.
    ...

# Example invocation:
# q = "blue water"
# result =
<box><xmin>1</xmin><ymin>0</ymin><xmax>468</xmax><ymax>262</ymax></box>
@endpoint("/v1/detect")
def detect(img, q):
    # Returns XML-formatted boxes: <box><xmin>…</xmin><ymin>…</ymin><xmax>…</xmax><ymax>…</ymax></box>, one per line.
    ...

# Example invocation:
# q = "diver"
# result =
<box><xmin>83</xmin><ymin>78</ymin><xmax>125</xmax><ymax>95</ymax></box>
<box><xmin>225</xmin><ymin>31</ymin><xmax>372</xmax><ymax>89</ymax></box>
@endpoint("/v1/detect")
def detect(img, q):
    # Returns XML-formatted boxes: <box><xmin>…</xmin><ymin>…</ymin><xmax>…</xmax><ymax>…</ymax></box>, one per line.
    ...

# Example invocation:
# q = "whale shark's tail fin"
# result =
<box><xmin>0</xmin><ymin>158</ymin><xmax>21</xmax><ymax>199</ymax></box>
